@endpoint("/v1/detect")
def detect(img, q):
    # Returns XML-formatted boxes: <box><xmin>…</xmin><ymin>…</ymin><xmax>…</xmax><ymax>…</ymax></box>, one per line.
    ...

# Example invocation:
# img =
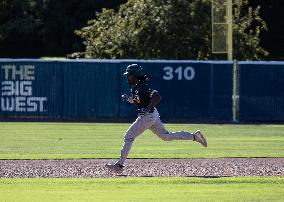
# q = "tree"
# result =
<box><xmin>0</xmin><ymin>0</ymin><xmax>126</xmax><ymax>57</ymax></box>
<box><xmin>233</xmin><ymin>0</ymin><xmax>268</xmax><ymax>60</ymax></box>
<box><xmin>74</xmin><ymin>0</ymin><xmax>268</xmax><ymax>60</ymax></box>
<box><xmin>40</xmin><ymin>0</ymin><xmax>126</xmax><ymax>56</ymax></box>
<box><xmin>0</xmin><ymin>0</ymin><xmax>44</xmax><ymax>57</ymax></box>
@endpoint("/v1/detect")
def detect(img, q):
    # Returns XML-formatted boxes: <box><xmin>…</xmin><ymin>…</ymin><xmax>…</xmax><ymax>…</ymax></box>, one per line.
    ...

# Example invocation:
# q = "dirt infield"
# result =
<box><xmin>0</xmin><ymin>158</ymin><xmax>283</xmax><ymax>178</ymax></box>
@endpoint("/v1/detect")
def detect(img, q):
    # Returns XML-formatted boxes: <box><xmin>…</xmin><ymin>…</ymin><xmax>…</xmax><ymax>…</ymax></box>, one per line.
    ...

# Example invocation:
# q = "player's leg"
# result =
<box><xmin>116</xmin><ymin>117</ymin><xmax>149</xmax><ymax>165</ymax></box>
<box><xmin>149</xmin><ymin>114</ymin><xmax>207</xmax><ymax>147</ymax></box>
<box><xmin>149</xmin><ymin>117</ymin><xmax>194</xmax><ymax>141</ymax></box>
<box><xmin>105</xmin><ymin>115</ymin><xmax>152</xmax><ymax>172</ymax></box>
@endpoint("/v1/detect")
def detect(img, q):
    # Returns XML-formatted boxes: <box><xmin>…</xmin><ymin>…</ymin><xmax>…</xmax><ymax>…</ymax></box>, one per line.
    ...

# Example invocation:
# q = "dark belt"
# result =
<box><xmin>148</xmin><ymin>108</ymin><xmax>155</xmax><ymax>113</ymax></box>
<box><xmin>137</xmin><ymin>108</ymin><xmax>155</xmax><ymax>115</ymax></box>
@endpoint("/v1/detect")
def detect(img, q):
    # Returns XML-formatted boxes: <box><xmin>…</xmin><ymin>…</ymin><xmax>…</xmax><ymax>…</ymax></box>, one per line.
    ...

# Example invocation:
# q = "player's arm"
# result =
<box><xmin>146</xmin><ymin>91</ymin><xmax>161</xmax><ymax>110</ymax></box>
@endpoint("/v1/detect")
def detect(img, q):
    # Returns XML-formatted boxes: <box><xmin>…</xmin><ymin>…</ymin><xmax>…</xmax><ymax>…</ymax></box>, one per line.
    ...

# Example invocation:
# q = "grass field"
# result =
<box><xmin>0</xmin><ymin>177</ymin><xmax>283</xmax><ymax>202</ymax></box>
<box><xmin>0</xmin><ymin>122</ymin><xmax>283</xmax><ymax>159</ymax></box>
<box><xmin>1</xmin><ymin>122</ymin><xmax>283</xmax><ymax>202</ymax></box>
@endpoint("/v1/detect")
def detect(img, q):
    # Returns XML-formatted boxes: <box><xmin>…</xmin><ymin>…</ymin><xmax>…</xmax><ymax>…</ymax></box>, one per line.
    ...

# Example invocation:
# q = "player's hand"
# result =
<box><xmin>137</xmin><ymin>107</ymin><xmax>149</xmax><ymax>114</ymax></box>
<box><xmin>122</xmin><ymin>94</ymin><xmax>129</xmax><ymax>101</ymax></box>
<box><xmin>122</xmin><ymin>94</ymin><xmax>135</xmax><ymax>104</ymax></box>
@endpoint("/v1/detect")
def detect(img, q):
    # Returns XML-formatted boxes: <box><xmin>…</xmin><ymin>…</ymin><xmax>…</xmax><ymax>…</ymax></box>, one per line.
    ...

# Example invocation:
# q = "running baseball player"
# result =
<box><xmin>105</xmin><ymin>64</ymin><xmax>207</xmax><ymax>173</ymax></box>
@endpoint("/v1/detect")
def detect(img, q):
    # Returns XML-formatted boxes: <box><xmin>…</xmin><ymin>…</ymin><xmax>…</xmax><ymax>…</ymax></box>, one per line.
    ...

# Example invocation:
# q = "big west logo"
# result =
<box><xmin>1</xmin><ymin>65</ymin><xmax>47</xmax><ymax>112</ymax></box>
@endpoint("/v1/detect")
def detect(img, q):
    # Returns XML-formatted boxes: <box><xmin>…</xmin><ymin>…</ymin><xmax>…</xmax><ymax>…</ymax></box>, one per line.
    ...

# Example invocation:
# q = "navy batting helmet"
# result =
<box><xmin>123</xmin><ymin>64</ymin><xmax>144</xmax><ymax>77</ymax></box>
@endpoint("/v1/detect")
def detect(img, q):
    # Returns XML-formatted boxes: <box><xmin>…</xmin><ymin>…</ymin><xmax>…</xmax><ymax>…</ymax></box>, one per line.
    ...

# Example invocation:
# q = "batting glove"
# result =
<box><xmin>122</xmin><ymin>94</ymin><xmax>134</xmax><ymax>103</ymax></box>
<box><xmin>121</xmin><ymin>94</ymin><xmax>129</xmax><ymax>101</ymax></box>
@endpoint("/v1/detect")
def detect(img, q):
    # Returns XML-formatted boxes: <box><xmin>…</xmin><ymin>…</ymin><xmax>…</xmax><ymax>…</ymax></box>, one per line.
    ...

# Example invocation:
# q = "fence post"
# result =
<box><xmin>117</xmin><ymin>62</ymin><xmax>121</xmax><ymax>119</ymax></box>
<box><xmin>232</xmin><ymin>59</ymin><xmax>239</xmax><ymax>123</ymax></box>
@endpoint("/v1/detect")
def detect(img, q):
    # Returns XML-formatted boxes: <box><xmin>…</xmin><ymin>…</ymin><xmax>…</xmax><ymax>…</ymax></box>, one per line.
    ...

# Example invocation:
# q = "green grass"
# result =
<box><xmin>0</xmin><ymin>123</ymin><xmax>283</xmax><ymax>159</ymax></box>
<box><xmin>0</xmin><ymin>177</ymin><xmax>283</xmax><ymax>202</ymax></box>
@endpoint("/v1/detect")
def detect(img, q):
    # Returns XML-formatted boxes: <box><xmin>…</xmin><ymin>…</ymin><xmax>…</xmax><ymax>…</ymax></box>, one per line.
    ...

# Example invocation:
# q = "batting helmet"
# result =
<box><xmin>123</xmin><ymin>64</ymin><xmax>144</xmax><ymax>77</ymax></box>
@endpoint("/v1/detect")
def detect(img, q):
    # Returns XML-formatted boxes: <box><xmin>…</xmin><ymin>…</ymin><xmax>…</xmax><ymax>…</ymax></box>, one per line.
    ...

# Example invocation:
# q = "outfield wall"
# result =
<box><xmin>0</xmin><ymin>59</ymin><xmax>283</xmax><ymax>122</ymax></box>
<box><xmin>238</xmin><ymin>61</ymin><xmax>284</xmax><ymax>122</ymax></box>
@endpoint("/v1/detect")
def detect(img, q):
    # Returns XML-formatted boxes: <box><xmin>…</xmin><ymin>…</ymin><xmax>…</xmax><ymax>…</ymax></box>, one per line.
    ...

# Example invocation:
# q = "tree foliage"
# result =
<box><xmin>0</xmin><ymin>0</ymin><xmax>125</xmax><ymax>57</ymax></box>
<box><xmin>0</xmin><ymin>0</ymin><xmax>43</xmax><ymax>56</ymax></box>
<box><xmin>75</xmin><ymin>0</ymin><xmax>268</xmax><ymax>60</ymax></box>
<box><xmin>233</xmin><ymin>0</ymin><xmax>268</xmax><ymax>60</ymax></box>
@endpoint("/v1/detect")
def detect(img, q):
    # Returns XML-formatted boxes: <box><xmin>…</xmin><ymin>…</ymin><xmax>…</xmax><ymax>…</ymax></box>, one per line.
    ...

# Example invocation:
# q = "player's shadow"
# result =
<box><xmin>185</xmin><ymin>175</ymin><xmax>230</xmax><ymax>178</ymax></box>
<box><xmin>118</xmin><ymin>175</ymin><xmax>230</xmax><ymax>178</ymax></box>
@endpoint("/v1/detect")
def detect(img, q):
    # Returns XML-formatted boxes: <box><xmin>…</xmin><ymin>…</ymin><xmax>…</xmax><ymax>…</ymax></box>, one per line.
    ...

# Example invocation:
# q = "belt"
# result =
<box><xmin>148</xmin><ymin>108</ymin><xmax>155</xmax><ymax>113</ymax></box>
<box><xmin>137</xmin><ymin>108</ymin><xmax>155</xmax><ymax>115</ymax></box>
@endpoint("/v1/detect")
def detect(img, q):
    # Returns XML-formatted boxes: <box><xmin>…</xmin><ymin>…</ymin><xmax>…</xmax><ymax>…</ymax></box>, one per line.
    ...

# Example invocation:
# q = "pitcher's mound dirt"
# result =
<box><xmin>0</xmin><ymin>158</ymin><xmax>283</xmax><ymax>178</ymax></box>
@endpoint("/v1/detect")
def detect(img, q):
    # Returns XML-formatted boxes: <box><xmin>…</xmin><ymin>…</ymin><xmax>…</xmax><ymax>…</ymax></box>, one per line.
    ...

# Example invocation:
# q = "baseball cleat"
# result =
<box><xmin>193</xmin><ymin>130</ymin><xmax>207</xmax><ymax>147</ymax></box>
<box><xmin>105</xmin><ymin>163</ymin><xmax>124</xmax><ymax>174</ymax></box>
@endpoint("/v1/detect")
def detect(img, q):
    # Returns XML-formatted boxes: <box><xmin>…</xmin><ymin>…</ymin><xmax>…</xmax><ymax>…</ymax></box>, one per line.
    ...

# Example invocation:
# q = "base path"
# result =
<box><xmin>0</xmin><ymin>158</ymin><xmax>283</xmax><ymax>178</ymax></box>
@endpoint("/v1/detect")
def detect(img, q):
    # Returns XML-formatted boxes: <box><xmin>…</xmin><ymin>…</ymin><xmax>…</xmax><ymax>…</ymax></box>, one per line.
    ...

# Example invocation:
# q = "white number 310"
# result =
<box><xmin>163</xmin><ymin>66</ymin><xmax>195</xmax><ymax>80</ymax></box>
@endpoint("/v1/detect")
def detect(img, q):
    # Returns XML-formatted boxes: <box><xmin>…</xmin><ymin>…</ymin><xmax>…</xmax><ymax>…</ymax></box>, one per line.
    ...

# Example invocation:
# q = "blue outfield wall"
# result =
<box><xmin>0</xmin><ymin>59</ymin><xmax>283</xmax><ymax>122</ymax></box>
<box><xmin>0</xmin><ymin>60</ymin><xmax>121</xmax><ymax>119</ymax></box>
<box><xmin>118</xmin><ymin>61</ymin><xmax>233</xmax><ymax>121</ymax></box>
<box><xmin>238</xmin><ymin>61</ymin><xmax>284</xmax><ymax>122</ymax></box>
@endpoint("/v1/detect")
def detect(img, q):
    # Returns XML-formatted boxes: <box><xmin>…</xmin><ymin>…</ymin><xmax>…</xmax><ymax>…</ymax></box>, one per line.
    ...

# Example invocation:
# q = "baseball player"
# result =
<box><xmin>105</xmin><ymin>64</ymin><xmax>207</xmax><ymax>173</ymax></box>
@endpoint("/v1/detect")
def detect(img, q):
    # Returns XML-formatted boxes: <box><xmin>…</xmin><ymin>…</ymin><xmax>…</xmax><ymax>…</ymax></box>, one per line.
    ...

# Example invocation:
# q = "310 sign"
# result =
<box><xmin>162</xmin><ymin>66</ymin><xmax>195</xmax><ymax>80</ymax></box>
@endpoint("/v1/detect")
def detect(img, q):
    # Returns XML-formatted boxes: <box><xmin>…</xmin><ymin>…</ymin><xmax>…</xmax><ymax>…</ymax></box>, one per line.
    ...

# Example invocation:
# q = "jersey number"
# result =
<box><xmin>163</xmin><ymin>66</ymin><xmax>195</xmax><ymax>81</ymax></box>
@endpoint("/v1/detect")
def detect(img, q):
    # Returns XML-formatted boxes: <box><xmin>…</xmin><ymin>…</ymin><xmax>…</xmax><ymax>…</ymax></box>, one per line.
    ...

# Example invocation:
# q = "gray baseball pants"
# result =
<box><xmin>116</xmin><ymin>109</ymin><xmax>194</xmax><ymax>165</ymax></box>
